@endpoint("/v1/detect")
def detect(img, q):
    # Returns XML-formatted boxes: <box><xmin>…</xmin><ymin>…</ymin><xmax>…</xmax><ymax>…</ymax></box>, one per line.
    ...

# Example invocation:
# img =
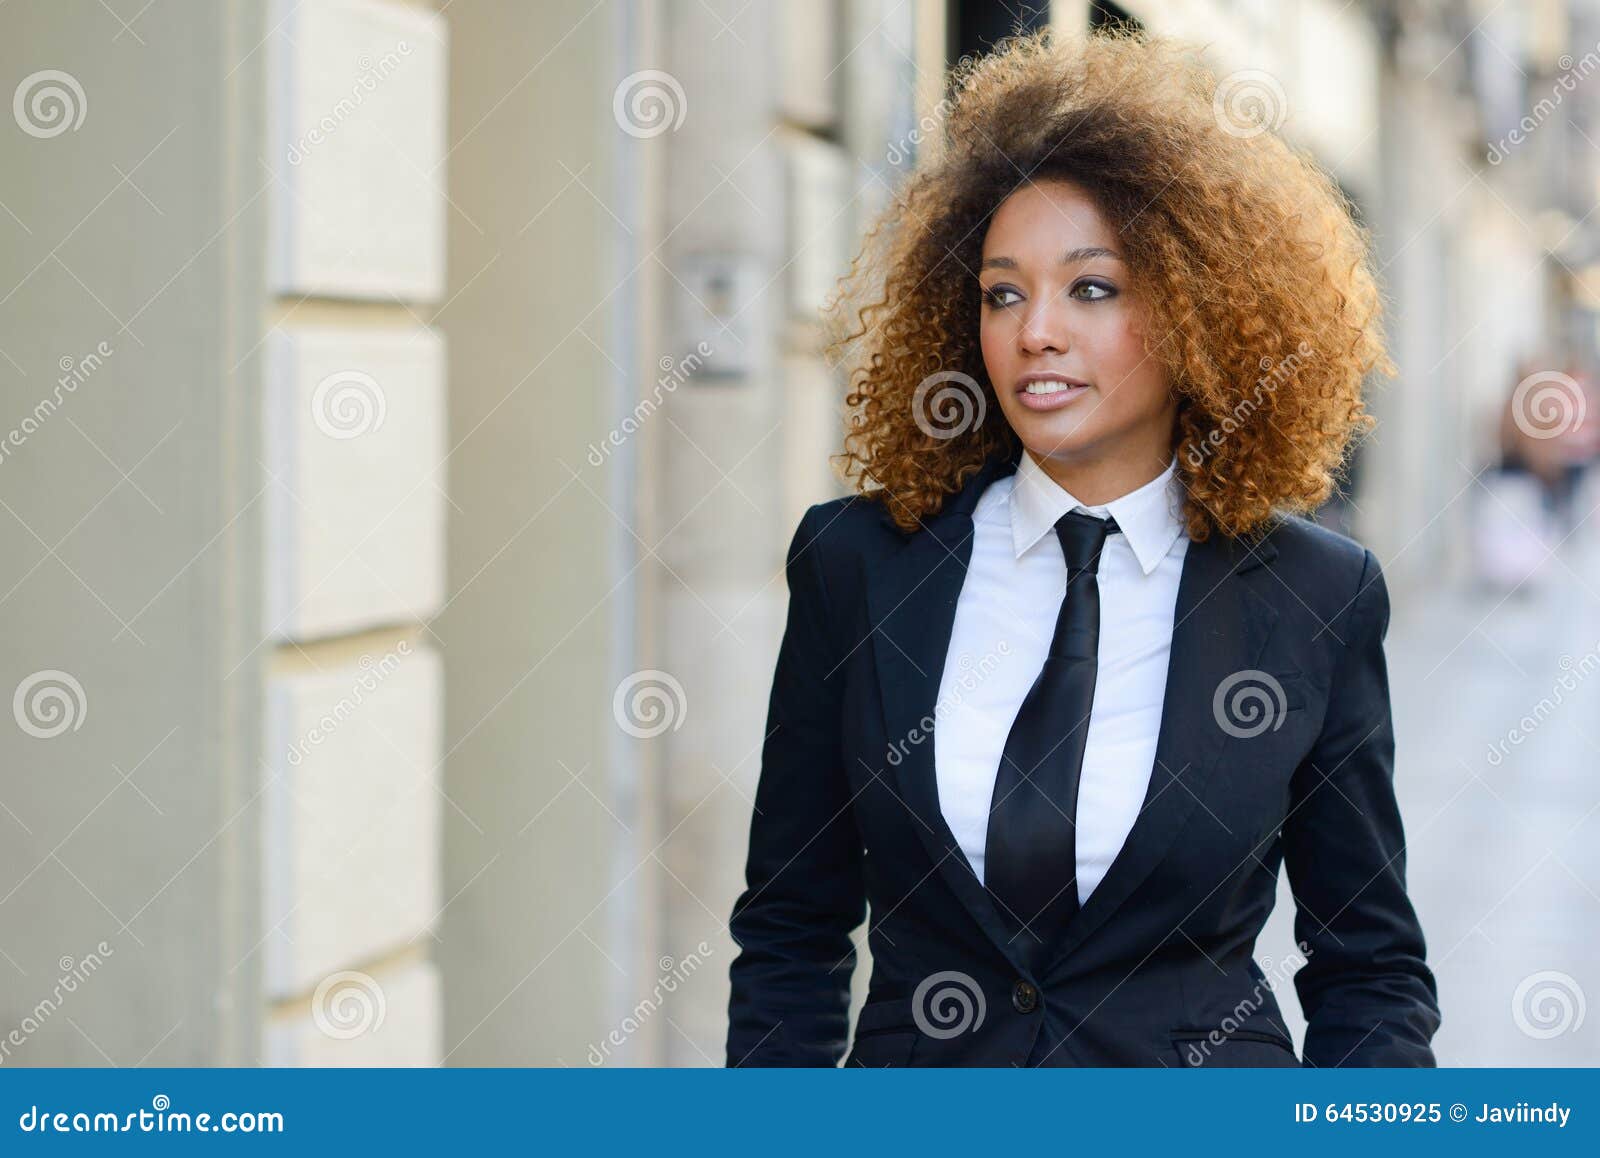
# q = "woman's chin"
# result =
<box><xmin>1006</xmin><ymin>413</ymin><xmax>1100</xmax><ymax>460</ymax></box>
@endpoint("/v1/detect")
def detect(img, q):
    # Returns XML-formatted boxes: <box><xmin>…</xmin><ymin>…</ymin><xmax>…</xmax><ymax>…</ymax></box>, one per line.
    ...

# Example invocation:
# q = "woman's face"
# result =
<box><xmin>979</xmin><ymin>179</ymin><xmax>1177</xmax><ymax>473</ymax></box>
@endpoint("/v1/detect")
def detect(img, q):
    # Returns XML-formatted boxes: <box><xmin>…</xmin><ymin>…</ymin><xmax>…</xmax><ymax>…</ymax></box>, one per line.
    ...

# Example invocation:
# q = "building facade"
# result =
<box><xmin>0</xmin><ymin>0</ymin><xmax>1585</xmax><ymax>1067</ymax></box>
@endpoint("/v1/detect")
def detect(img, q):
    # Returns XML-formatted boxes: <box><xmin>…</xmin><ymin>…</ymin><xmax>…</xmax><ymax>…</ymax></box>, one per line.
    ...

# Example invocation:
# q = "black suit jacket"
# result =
<box><xmin>725</xmin><ymin>452</ymin><xmax>1441</xmax><ymax>1067</ymax></box>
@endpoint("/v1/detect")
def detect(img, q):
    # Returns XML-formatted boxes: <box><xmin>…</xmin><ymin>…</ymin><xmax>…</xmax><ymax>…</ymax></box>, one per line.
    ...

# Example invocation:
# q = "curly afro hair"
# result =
<box><xmin>825</xmin><ymin>28</ymin><xmax>1391</xmax><ymax>541</ymax></box>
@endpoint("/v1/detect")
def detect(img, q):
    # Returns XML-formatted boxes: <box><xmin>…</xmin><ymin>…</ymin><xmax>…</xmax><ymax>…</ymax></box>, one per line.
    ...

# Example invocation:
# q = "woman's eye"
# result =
<box><xmin>1070</xmin><ymin>279</ymin><xmax>1116</xmax><ymax>301</ymax></box>
<box><xmin>982</xmin><ymin>285</ymin><xmax>1022</xmax><ymax>308</ymax></box>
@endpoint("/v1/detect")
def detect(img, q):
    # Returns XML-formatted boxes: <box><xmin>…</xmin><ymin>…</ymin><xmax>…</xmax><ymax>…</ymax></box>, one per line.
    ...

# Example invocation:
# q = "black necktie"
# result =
<box><xmin>985</xmin><ymin>509</ymin><xmax>1120</xmax><ymax>965</ymax></box>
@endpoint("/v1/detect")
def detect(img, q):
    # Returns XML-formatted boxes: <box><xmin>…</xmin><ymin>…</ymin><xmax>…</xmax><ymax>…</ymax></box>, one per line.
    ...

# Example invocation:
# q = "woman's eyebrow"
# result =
<box><xmin>1062</xmin><ymin>245</ymin><xmax>1121</xmax><ymax>264</ymax></box>
<box><xmin>979</xmin><ymin>246</ymin><xmax>1122</xmax><ymax>272</ymax></box>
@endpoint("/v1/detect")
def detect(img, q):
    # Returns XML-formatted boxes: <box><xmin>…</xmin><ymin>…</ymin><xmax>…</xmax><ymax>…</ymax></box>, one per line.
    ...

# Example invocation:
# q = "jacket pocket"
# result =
<box><xmin>1236</xmin><ymin>669</ymin><xmax>1308</xmax><ymax>713</ymax></box>
<box><xmin>845</xmin><ymin>997</ymin><xmax>920</xmax><ymax>1067</ymax></box>
<box><xmin>845</xmin><ymin>1030</ymin><xmax>919</xmax><ymax>1067</ymax></box>
<box><xmin>852</xmin><ymin>996</ymin><xmax>917</xmax><ymax>1036</ymax></box>
<box><xmin>1274</xmin><ymin>671</ymin><xmax>1308</xmax><ymax>712</ymax></box>
<box><xmin>1170</xmin><ymin>1027</ymin><xmax>1299</xmax><ymax>1068</ymax></box>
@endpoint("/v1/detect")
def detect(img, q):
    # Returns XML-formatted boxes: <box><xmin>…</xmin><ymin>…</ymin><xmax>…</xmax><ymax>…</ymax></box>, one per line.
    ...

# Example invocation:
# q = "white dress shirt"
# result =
<box><xmin>933</xmin><ymin>452</ymin><xmax>1190</xmax><ymax>905</ymax></box>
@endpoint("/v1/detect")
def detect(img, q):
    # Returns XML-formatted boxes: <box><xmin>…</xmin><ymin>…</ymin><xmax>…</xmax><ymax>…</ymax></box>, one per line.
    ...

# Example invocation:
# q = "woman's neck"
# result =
<box><xmin>1024</xmin><ymin>444</ymin><xmax>1174</xmax><ymax>506</ymax></box>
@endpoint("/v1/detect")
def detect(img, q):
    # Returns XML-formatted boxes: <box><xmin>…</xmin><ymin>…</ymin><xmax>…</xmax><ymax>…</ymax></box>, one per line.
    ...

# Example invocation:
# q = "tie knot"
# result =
<box><xmin>1054</xmin><ymin>509</ymin><xmax>1119</xmax><ymax>573</ymax></box>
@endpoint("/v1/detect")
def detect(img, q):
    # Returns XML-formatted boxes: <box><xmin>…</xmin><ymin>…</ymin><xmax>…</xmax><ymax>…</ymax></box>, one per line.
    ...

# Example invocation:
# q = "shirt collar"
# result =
<box><xmin>1009</xmin><ymin>452</ymin><xmax>1186</xmax><ymax>575</ymax></box>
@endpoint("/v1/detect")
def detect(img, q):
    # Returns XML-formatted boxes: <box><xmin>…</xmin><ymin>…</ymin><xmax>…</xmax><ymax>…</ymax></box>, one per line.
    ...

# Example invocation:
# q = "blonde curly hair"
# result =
<box><xmin>825</xmin><ymin>28</ymin><xmax>1391</xmax><ymax>541</ymax></box>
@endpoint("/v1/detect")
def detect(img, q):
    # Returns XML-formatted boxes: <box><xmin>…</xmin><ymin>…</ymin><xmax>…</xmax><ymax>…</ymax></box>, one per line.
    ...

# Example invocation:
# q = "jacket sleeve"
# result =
<box><xmin>724</xmin><ymin>504</ymin><xmax>866</xmax><ymax>1066</ymax></box>
<box><xmin>1282</xmin><ymin>548</ymin><xmax>1442</xmax><ymax>1067</ymax></box>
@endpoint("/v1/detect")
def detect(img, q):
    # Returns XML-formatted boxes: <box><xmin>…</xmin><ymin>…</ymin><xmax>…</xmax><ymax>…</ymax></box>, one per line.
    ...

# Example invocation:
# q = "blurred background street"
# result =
<box><xmin>0</xmin><ymin>0</ymin><xmax>1597</xmax><ymax>1067</ymax></box>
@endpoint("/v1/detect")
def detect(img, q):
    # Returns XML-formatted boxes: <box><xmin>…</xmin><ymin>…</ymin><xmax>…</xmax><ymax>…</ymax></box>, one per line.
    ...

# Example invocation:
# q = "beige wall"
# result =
<box><xmin>0</xmin><ymin>0</ymin><xmax>961</xmax><ymax>1069</ymax></box>
<box><xmin>435</xmin><ymin>0</ymin><xmax>660</xmax><ymax>1065</ymax></box>
<box><xmin>0</xmin><ymin>0</ymin><xmax>454</xmax><ymax>1066</ymax></box>
<box><xmin>0</xmin><ymin>0</ymin><xmax>269</xmax><ymax>1064</ymax></box>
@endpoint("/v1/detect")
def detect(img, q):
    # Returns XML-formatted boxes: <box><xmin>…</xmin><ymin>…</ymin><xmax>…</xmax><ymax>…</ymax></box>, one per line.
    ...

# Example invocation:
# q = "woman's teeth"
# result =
<box><xmin>1023</xmin><ymin>381</ymin><xmax>1083</xmax><ymax>395</ymax></box>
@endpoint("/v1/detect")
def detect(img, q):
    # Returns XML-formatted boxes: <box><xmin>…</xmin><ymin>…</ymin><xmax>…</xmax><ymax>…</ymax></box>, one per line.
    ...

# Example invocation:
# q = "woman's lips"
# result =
<box><xmin>1015</xmin><ymin>379</ymin><xmax>1091</xmax><ymax>411</ymax></box>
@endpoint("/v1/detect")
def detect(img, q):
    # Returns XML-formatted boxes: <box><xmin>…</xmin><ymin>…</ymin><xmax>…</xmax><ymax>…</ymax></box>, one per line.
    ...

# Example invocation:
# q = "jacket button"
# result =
<box><xmin>1011</xmin><ymin>980</ymin><xmax>1039</xmax><ymax>1013</ymax></box>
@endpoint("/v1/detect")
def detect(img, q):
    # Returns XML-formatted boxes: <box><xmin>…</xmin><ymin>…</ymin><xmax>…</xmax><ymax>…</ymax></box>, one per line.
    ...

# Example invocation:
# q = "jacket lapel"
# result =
<box><xmin>864</xmin><ymin>451</ymin><xmax>1285</xmax><ymax>977</ymax></box>
<box><xmin>865</xmin><ymin>454</ymin><xmax>1026</xmax><ymax>970</ymax></box>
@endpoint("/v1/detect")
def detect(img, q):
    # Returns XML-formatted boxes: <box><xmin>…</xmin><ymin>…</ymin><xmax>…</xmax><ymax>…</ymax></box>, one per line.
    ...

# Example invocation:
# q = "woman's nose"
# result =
<box><xmin>1019</xmin><ymin>292</ymin><xmax>1071</xmax><ymax>354</ymax></box>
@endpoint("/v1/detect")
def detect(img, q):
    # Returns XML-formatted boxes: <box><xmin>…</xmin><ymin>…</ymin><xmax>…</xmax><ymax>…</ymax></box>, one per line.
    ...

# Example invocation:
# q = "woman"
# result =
<box><xmin>725</xmin><ymin>30</ymin><xmax>1440</xmax><ymax>1068</ymax></box>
